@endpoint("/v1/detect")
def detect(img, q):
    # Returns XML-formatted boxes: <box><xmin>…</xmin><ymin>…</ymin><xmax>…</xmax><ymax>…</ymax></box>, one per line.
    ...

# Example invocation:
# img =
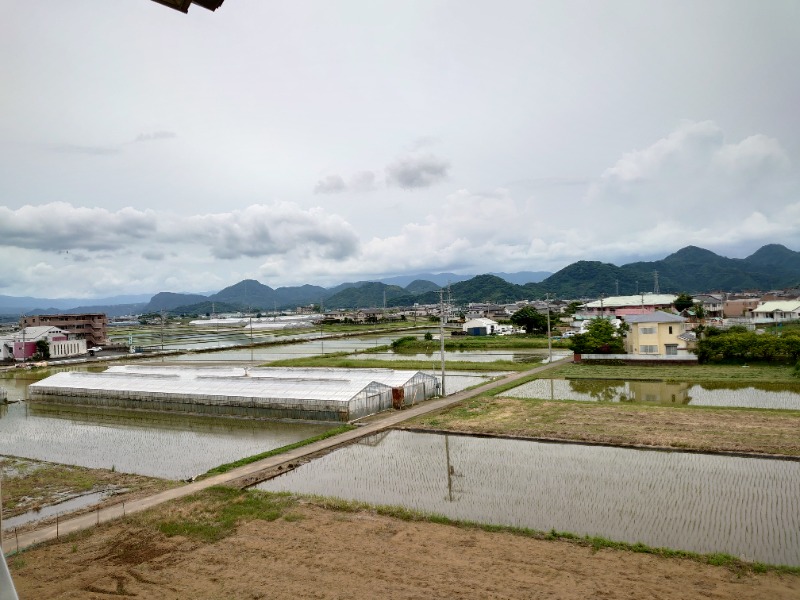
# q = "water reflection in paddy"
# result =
<box><xmin>504</xmin><ymin>378</ymin><xmax>800</xmax><ymax>410</ymax></box>
<box><xmin>0</xmin><ymin>400</ymin><xmax>333</xmax><ymax>480</ymax></box>
<box><xmin>259</xmin><ymin>430</ymin><xmax>800</xmax><ymax>566</ymax></box>
<box><xmin>150</xmin><ymin>333</ymin><xmax>419</xmax><ymax>364</ymax></box>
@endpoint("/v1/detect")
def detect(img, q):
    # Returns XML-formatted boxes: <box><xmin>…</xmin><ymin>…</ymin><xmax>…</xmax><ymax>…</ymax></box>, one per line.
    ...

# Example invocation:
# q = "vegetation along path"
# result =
<box><xmin>2</xmin><ymin>357</ymin><xmax>570</xmax><ymax>554</ymax></box>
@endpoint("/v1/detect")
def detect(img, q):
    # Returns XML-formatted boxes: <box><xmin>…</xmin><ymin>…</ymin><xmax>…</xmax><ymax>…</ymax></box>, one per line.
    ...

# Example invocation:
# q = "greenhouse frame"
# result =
<box><xmin>29</xmin><ymin>365</ymin><xmax>440</xmax><ymax>422</ymax></box>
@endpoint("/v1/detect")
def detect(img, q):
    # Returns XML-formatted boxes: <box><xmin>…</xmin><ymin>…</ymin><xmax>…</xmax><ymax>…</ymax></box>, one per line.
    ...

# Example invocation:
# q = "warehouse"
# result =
<box><xmin>28</xmin><ymin>365</ymin><xmax>439</xmax><ymax>422</ymax></box>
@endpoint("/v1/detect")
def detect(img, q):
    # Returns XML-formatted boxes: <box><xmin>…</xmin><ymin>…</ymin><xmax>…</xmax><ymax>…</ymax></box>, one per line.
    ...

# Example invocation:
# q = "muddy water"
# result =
<box><xmin>259</xmin><ymin>430</ymin><xmax>800</xmax><ymax>566</ymax></box>
<box><xmin>504</xmin><ymin>378</ymin><xmax>800</xmax><ymax>410</ymax></box>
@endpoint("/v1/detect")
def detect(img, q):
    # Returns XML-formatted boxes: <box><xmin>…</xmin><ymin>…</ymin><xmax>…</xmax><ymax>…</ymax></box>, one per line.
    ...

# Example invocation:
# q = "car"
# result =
<box><xmin>562</xmin><ymin>331</ymin><xmax>577</xmax><ymax>338</ymax></box>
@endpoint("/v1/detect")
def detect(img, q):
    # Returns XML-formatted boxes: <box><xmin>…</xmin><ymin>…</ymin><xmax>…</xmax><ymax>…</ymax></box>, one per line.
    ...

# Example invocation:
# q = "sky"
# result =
<box><xmin>1</xmin><ymin>0</ymin><xmax>798</xmax><ymax>298</ymax></box>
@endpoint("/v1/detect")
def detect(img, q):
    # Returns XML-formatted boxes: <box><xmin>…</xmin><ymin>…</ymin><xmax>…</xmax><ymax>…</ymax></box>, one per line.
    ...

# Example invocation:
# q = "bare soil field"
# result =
<box><xmin>408</xmin><ymin>397</ymin><xmax>800</xmax><ymax>456</ymax></box>
<box><xmin>8</xmin><ymin>488</ymin><xmax>800</xmax><ymax>600</ymax></box>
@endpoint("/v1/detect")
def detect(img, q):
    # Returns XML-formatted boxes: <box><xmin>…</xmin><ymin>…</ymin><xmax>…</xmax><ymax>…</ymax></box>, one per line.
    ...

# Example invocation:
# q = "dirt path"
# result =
<box><xmin>8</xmin><ymin>500</ymin><xmax>799</xmax><ymax>600</ymax></box>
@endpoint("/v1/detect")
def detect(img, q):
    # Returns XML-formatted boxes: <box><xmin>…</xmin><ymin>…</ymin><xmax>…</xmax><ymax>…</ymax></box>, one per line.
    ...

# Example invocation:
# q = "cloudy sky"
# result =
<box><xmin>2</xmin><ymin>1</ymin><xmax>798</xmax><ymax>298</ymax></box>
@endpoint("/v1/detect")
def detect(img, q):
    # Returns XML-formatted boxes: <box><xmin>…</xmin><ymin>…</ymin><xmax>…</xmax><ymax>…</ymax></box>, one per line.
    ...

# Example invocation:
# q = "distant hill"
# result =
<box><xmin>145</xmin><ymin>292</ymin><xmax>208</xmax><ymax>312</ymax></box>
<box><xmin>489</xmin><ymin>271</ymin><xmax>551</xmax><ymax>284</ymax></box>
<box><xmin>405</xmin><ymin>279</ymin><xmax>440</xmax><ymax>294</ymax></box>
<box><xmin>2</xmin><ymin>244</ymin><xmax>797</xmax><ymax>315</ymax></box>
<box><xmin>531</xmin><ymin>244</ymin><xmax>800</xmax><ymax>297</ymax></box>
<box><xmin>324</xmin><ymin>282</ymin><xmax>409</xmax><ymax>309</ymax></box>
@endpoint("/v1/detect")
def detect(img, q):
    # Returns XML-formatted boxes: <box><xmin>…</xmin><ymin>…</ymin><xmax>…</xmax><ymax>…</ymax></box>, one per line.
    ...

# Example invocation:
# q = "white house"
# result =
<box><xmin>750</xmin><ymin>300</ymin><xmax>800</xmax><ymax>324</ymax></box>
<box><xmin>462</xmin><ymin>318</ymin><xmax>500</xmax><ymax>336</ymax></box>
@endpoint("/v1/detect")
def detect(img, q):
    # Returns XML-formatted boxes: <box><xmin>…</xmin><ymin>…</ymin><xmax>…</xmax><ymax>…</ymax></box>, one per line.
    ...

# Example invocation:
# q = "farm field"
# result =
<box><xmin>8</xmin><ymin>487</ymin><xmax>800</xmax><ymax>600</ymax></box>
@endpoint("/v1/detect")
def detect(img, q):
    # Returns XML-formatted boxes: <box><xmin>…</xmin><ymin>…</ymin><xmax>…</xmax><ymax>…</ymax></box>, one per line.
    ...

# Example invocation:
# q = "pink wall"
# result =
<box><xmin>13</xmin><ymin>341</ymin><xmax>36</xmax><ymax>360</ymax></box>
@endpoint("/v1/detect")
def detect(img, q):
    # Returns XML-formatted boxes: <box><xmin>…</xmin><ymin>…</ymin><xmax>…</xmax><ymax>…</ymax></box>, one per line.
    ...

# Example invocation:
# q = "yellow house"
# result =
<box><xmin>623</xmin><ymin>311</ymin><xmax>688</xmax><ymax>356</ymax></box>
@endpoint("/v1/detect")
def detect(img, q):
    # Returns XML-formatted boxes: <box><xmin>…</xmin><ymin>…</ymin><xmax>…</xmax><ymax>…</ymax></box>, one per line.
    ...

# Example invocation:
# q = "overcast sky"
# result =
<box><xmin>1</xmin><ymin>0</ymin><xmax>798</xmax><ymax>298</ymax></box>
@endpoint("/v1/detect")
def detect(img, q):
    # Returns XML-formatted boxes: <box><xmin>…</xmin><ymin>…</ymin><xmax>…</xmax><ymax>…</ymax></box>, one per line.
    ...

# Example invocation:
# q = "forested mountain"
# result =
<box><xmin>4</xmin><ymin>245</ymin><xmax>797</xmax><ymax>316</ymax></box>
<box><xmin>324</xmin><ymin>282</ymin><xmax>409</xmax><ymax>309</ymax></box>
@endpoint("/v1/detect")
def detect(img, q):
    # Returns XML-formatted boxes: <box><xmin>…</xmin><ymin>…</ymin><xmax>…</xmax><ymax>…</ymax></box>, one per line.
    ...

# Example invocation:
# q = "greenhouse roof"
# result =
<box><xmin>30</xmin><ymin>365</ymin><xmax>437</xmax><ymax>405</ymax></box>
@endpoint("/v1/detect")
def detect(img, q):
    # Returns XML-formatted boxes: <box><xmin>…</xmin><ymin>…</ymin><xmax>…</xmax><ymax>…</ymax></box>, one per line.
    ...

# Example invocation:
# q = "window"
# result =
<box><xmin>668</xmin><ymin>326</ymin><xmax>673</xmax><ymax>334</ymax></box>
<box><xmin>640</xmin><ymin>326</ymin><xmax>656</xmax><ymax>335</ymax></box>
<box><xmin>639</xmin><ymin>345</ymin><xmax>658</xmax><ymax>354</ymax></box>
<box><xmin>665</xmin><ymin>344</ymin><xmax>678</xmax><ymax>355</ymax></box>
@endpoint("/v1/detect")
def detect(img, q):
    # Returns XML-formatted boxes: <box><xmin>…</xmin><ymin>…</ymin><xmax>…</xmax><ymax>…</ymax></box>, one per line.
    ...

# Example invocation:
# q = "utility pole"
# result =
<box><xmin>439</xmin><ymin>288</ymin><xmax>446</xmax><ymax>396</ymax></box>
<box><xmin>545</xmin><ymin>293</ymin><xmax>552</xmax><ymax>364</ymax></box>
<box><xmin>160</xmin><ymin>310</ymin><xmax>165</xmax><ymax>351</ymax></box>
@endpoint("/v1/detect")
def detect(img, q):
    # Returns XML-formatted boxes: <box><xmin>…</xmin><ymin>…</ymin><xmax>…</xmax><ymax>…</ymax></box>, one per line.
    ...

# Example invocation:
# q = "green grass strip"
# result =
<box><xmin>202</xmin><ymin>424</ymin><xmax>354</xmax><ymax>477</ymax></box>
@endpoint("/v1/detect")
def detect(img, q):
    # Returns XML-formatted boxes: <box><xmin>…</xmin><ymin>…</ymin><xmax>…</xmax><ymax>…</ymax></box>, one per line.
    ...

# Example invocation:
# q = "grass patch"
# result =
<box><xmin>202</xmin><ymin>424</ymin><xmax>354</xmax><ymax>477</ymax></box>
<box><xmin>157</xmin><ymin>486</ymin><xmax>296</xmax><ymax>543</ymax></box>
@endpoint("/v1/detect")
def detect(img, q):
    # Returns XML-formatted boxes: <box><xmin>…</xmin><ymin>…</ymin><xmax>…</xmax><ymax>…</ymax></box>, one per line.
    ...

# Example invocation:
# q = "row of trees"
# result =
<box><xmin>694</xmin><ymin>329</ymin><xmax>800</xmax><ymax>363</ymax></box>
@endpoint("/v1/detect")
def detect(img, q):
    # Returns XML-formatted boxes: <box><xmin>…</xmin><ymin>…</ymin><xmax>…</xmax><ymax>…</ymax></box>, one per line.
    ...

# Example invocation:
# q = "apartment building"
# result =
<box><xmin>19</xmin><ymin>313</ymin><xmax>108</xmax><ymax>347</ymax></box>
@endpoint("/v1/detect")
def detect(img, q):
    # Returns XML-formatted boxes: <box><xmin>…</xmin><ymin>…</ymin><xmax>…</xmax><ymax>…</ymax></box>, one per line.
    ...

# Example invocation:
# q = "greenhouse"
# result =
<box><xmin>28</xmin><ymin>365</ymin><xmax>440</xmax><ymax>422</ymax></box>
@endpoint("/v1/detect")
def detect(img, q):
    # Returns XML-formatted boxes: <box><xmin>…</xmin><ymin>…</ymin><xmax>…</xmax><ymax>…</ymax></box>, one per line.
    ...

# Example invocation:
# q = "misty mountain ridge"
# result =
<box><xmin>1</xmin><ymin>244</ymin><xmax>798</xmax><ymax>315</ymax></box>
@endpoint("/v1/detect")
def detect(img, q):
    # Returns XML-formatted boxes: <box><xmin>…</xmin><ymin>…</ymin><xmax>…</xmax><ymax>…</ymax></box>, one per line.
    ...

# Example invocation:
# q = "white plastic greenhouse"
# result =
<box><xmin>28</xmin><ymin>365</ymin><xmax>440</xmax><ymax>422</ymax></box>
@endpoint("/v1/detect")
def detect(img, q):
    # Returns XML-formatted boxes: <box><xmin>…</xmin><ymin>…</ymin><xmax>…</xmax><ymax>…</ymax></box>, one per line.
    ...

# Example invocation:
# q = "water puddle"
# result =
<box><xmin>2</xmin><ymin>490</ymin><xmax>114</xmax><ymax>530</ymax></box>
<box><xmin>258</xmin><ymin>430</ymin><xmax>800</xmax><ymax>566</ymax></box>
<box><xmin>504</xmin><ymin>378</ymin><xmax>800</xmax><ymax>410</ymax></box>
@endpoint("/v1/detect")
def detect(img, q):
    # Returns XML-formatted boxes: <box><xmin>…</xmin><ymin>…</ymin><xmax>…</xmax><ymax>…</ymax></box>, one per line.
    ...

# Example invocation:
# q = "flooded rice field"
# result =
<box><xmin>0</xmin><ymin>393</ymin><xmax>333</xmax><ymax>480</ymax></box>
<box><xmin>259</xmin><ymin>430</ymin><xmax>800</xmax><ymax>566</ymax></box>
<box><xmin>158</xmin><ymin>334</ymin><xmax>405</xmax><ymax>364</ymax></box>
<box><xmin>504</xmin><ymin>378</ymin><xmax>800</xmax><ymax>410</ymax></box>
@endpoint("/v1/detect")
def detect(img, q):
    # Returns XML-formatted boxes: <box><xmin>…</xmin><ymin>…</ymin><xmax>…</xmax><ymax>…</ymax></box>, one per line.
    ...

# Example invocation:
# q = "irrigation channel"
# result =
<box><xmin>259</xmin><ymin>429</ymin><xmax>800</xmax><ymax>566</ymax></box>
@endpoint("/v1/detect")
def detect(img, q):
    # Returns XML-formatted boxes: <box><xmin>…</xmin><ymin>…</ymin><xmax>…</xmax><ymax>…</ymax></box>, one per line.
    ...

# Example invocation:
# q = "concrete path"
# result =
<box><xmin>2</xmin><ymin>357</ymin><xmax>569</xmax><ymax>554</ymax></box>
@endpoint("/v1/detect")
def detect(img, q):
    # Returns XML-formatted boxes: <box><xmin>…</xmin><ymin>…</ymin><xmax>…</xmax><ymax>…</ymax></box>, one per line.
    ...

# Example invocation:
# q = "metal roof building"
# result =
<box><xmin>29</xmin><ymin>366</ymin><xmax>439</xmax><ymax>422</ymax></box>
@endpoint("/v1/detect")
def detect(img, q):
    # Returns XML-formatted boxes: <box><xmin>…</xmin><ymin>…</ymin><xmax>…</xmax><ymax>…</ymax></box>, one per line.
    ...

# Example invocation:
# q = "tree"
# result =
<box><xmin>510</xmin><ymin>306</ymin><xmax>548</xmax><ymax>334</ymax></box>
<box><xmin>34</xmin><ymin>339</ymin><xmax>50</xmax><ymax>360</ymax></box>
<box><xmin>673</xmin><ymin>293</ymin><xmax>694</xmax><ymax>312</ymax></box>
<box><xmin>569</xmin><ymin>318</ymin><xmax>625</xmax><ymax>354</ymax></box>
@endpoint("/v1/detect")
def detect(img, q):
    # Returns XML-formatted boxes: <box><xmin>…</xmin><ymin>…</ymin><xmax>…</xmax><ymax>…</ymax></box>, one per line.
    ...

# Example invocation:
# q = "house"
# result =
<box><xmin>582</xmin><ymin>294</ymin><xmax>677</xmax><ymax>317</ymax></box>
<box><xmin>20</xmin><ymin>313</ymin><xmax>107</xmax><ymax>348</ymax></box>
<box><xmin>723</xmin><ymin>297</ymin><xmax>761</xmax><ymax>318</ymax></box>
<box><xmin>622</xmin><ymin>311</ymin><xmax>689</xmax><ymax>356</ymax></box>
<box><xmin>1</xmin><ymin>326</ymin><xmax>87</xmax><ymax>361</ymax></box>
<box><xmin>750</xmin><ymin>300</ymin><xmax>800</xmax><ymax>324</ymax></box>
<box><xmin>462</xmin><ymin>318</ymin><xmax>499</xmax><ymax>336</ymax></box>
<box><xmin>692</xmin><ymin>294</ymin><xmax>724</xmax><ymax>319</ymax></box>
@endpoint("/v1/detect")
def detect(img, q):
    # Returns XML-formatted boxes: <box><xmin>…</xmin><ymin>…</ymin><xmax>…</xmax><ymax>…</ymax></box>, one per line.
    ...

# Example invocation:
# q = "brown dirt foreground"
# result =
<box><xmin>9</xmin><ymin>500</ymin><xmax>800</xmax><ymax>600</ymax></box>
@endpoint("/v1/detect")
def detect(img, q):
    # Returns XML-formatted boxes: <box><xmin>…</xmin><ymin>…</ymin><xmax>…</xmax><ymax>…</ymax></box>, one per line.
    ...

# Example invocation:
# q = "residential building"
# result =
<box><xmin>723</xmin><ymin>297</ymin><xmax>761</xmax><ymax>318</ymax></box>
<box><xmin>1</xmin><ymin>326</ymin><xmax>87</xmax><ymax>361</ymax></box>
<box><xmin>582</xmin><ymin>294</ymin><xmax>677</xmax><ymax>317</ymax></box>
<box><xmin>692</xmin><ymin>294</ymin><xmax>724</xmax><ymax>319</ymax></box>
<box><xmin>750</xmin><ymin>300</ymin><xmax>800</xmax><ymax>324</ymax></box>
<box><xmin>462</xmin><ymin>318</ymin><xmax>500</xmax><ymax>336</ymax></box>
<box><xmin>622</xmin><ymin>311</ymin><xmax>688</xmax><ymax>356</ymax></box>
<box><xmin>19</xmin><ymin>313</ymin><xmax>107</xmax><ymax>347</ymax></box>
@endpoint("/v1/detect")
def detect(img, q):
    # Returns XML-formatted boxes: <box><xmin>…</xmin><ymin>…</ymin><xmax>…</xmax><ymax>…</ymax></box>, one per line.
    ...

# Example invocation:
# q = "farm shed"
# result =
<box><xmin>29</xmin><ymin>365</ymin><xmax>440</xmax><ymax>422</ymax></box>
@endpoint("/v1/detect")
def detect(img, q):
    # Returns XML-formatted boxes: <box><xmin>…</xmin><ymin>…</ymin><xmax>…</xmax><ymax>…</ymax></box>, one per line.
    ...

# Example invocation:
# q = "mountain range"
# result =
<box><xmin>1</xmin><ymin>245</ymin><xmax>798</xmax><ymax>317</ymax></box>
